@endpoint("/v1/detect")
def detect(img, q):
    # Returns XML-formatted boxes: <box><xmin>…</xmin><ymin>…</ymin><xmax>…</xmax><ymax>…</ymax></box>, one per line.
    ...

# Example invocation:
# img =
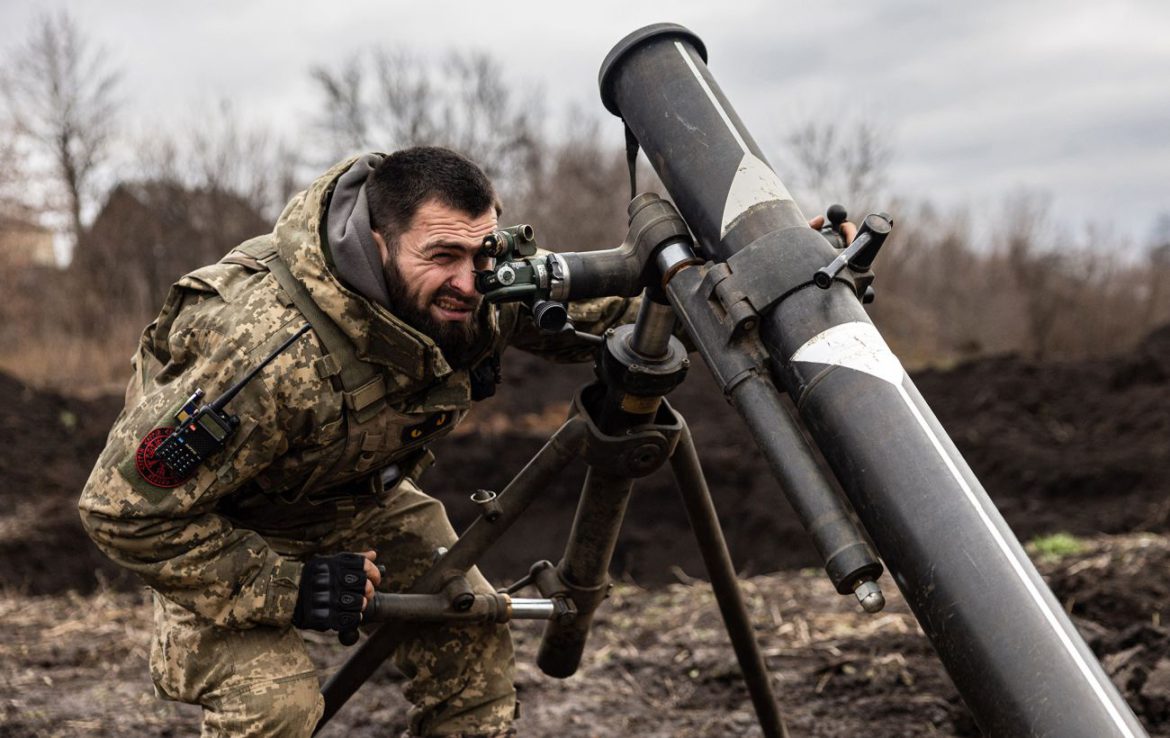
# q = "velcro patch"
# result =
<box><xmin>134</xmin><ymin>427</ymin><xmax>194</xmax><ymax>488</ymax></box>
<box><xmin>400</xmin><ymin>412</ymin><xmax>453</xmax><ymax>444</ymax></box>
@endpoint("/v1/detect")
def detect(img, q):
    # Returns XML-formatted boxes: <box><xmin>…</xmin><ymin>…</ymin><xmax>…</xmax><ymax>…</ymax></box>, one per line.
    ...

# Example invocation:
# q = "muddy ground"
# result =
<box><xmin>1</xmin><ymin>324</ymin><xmax>1168</xmax><ymax>735</ymax></box>
<box><xmin>3</xmin><ymin>535</ymin><xmax>1168</xmax><ymax>736</ymax></box>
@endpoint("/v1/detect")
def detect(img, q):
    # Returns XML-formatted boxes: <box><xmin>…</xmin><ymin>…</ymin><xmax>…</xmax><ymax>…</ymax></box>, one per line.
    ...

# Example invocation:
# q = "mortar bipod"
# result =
<box><xmin>523</xmin><ymin>310</ymin><xmax>790</xmax><ymax>738</ymax></box>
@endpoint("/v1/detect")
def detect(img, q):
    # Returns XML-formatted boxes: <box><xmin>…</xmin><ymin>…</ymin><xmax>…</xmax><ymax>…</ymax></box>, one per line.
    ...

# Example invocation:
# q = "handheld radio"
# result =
<box><xmin>153</xmin><ymin>324</ymin><xmax>311</xmax><ymax>477</ymax></box>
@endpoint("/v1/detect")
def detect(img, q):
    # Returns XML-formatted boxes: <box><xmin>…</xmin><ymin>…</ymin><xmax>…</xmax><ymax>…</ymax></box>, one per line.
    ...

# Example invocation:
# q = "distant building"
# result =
<box><xmin>74</xmin><ymin>181</ymin><xmax>268</xmax><ymax>318</ymax></box>
<box><xmin>0</xmin><ymin>214</ymin><xmax>57</xmax><ymax>268</ymax></box>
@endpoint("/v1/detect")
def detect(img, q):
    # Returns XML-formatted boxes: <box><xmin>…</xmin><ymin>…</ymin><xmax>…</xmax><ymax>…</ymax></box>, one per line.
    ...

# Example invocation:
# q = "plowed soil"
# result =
<box><xmin>1</xmin><ymin>324</ymin><xmax>1168</xmax><ymax>736</ymax></box>
<box><xmin>3</xmin><ymin>536</ymin><xmax>1168</xmax><ymax>736</ymax></box>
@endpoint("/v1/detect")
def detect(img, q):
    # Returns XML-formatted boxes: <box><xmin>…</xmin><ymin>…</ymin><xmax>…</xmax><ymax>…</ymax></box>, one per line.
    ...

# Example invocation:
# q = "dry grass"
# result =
<box><xmin>0</xmin><ymin>325</ymin><xmax>139</xmax><ymax>394</ymax></box>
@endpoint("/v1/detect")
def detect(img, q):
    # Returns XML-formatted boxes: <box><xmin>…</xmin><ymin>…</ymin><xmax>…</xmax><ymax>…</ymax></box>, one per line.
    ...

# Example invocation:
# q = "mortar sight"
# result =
<box><xmin>481</xmin><ymin>224</ymin><xmax>536</xmax><ymax>259</ymax></box>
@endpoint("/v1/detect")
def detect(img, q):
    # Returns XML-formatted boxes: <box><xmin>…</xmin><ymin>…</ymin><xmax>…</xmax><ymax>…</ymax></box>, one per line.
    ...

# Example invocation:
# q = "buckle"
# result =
<box><xmin>314</xmin><ymin>355</ymin><xmax>341</xmax><ymax>379</ymax></box>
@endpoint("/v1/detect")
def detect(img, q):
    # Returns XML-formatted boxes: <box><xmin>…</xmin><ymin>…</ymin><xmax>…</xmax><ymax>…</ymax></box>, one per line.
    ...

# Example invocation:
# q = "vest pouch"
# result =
<box><xmin>339</xmin><ymin>399</ymin><xmax>461</xmax><ymax>477</ymax></box>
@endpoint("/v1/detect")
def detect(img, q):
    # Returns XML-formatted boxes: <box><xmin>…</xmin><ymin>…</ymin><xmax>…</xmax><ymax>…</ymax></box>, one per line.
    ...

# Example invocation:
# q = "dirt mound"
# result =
<box><xmin>1046</xmin><ymin>535</ymin><xmax>1170</xmax><ymax>732</ymax></box>
<box><xmin>430</xmin><ymin>322</ymin><xmax>1170</xmax><ymax>587</ymax></box>
<box><xmin>912</xmin><ymin>323</ymin><xmax>1170</xmax><ymax>539</ymax></box>
<box><xmin>0</xmin><ymin>373</ymin><xmax>131</xmax><ymax>593</ymax></box>
<box><xmin>1</xmin><ymin>324</ymin><xmax>1168</xmax><ymax>595</ymax></box>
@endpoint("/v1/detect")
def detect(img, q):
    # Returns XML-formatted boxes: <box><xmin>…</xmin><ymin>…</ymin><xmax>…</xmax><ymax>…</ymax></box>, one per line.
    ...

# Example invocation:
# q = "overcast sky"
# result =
<box><xmin>2</xmin><ymin>0</ymin><xmax>1168</xmax><ymax>246</ymax></box>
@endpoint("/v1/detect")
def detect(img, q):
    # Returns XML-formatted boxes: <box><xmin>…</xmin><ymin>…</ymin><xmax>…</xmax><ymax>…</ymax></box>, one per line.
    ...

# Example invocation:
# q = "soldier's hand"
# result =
<box><xmin>808</xmin><ymin>214</ymin><xmax>858</xmax><ymax>246</ymax></box>
<box><xmin>292</xmin><ymin>551</ymin><xmax>377</xmax><ymax>632</ymax></box>
<box><xmin>361</xmin><ymin>550</ymin><xmax>381</xmax><ymax>610</ymax></box>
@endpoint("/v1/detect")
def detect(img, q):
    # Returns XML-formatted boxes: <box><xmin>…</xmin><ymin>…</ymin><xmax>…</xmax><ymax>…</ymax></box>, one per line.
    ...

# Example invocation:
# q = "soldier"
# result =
<box><xmin>79</xmin><ymin>147</ymin><xmax>640</xmax><ymax>737</ymax></box>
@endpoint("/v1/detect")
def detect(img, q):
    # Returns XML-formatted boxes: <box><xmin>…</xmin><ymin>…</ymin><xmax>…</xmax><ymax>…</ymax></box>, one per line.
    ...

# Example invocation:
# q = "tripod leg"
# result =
<box><xmin>536</xmin><ymin>466</ymin><xmax>637</xmax><ymax>677</ymax></box>
<box><xmin>316</xmin><ymin>416</ymin><xmax>588</xmax><ymax>732</ymax></box>
<box><xmin>670</xmin><ymin>421</ymin><xmax>790</xmax><ymax>738</ymax></box>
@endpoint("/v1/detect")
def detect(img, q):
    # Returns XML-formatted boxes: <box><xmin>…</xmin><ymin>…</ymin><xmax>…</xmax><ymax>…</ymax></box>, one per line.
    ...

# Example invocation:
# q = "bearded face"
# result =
<box><xmin>382</xmin><ymin>250</ymin><xmax>485</xmax><ymax>369</ymax></box>
<box><xmin>373</xmin><ymin>199</ymin><xmax>497</xmax><ymax>370</ymax></box>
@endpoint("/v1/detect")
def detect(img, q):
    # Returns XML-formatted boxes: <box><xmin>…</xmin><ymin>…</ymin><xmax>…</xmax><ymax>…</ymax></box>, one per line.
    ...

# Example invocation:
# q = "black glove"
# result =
<box><xmin>292</xmin><ymin>553</ymin><xmax>368</xmax><ymax>632</ymax></box>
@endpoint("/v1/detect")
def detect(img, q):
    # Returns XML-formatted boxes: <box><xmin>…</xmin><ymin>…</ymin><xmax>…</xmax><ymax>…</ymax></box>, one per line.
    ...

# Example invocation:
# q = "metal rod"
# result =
<box><xmin>538</xmin><ymin>311</ymin><xmax>687</xmax><ymax>678</ymax></box>
<box><xmin>510</xmin><ymin>599</ymin><xmax>557</xmax><ymax>619</ymax></box>
<box><xmin>725</xmin><ymin>372</ymin><xmax>882</xmax><ymax>598</ymax></box>
<box><xmin>661</xmin><ymin>263</ymin><xmax>882</xmax><ymax>598</ymax></box>
<box><xmin>629</xmin><ymin>293</ymin><xmax>677</xmax><ymax>358</ymax></box>
<box><xmin>362</xmin><ymin>593</ymin><xmax>558</xmax><ymax>623</ymax></box>
<box><xmin>670</xmin><ymin>421</ymin><xmax>789</xmax><ymax>738</ymax></box>
<box><xmin>316</xmin><ymin>416</ymin><xmax>588</xmax><ymax>732</ymax></box>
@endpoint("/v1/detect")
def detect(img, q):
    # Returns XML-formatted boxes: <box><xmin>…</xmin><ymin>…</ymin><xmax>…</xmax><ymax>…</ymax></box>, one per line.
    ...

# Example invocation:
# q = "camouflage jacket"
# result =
<box><xmin>79</xmin><ymin>158</ymin><xmax>635</xmax><ymax>630</ymax></box>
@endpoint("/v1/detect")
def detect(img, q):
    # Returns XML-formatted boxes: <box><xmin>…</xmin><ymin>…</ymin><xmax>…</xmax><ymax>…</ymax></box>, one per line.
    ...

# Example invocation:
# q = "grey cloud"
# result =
<box><xmin>1</xmin><ymin>0</ymin><xmax>1166</xmax><ymax>241</ymax></box>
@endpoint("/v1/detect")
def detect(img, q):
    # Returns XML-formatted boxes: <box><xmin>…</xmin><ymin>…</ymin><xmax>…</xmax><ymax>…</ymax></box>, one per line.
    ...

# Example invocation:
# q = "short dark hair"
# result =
<box><xmin>366</xmin><ymin>146</ymin><xmax>499</xmax><ymax>245</ymax></box>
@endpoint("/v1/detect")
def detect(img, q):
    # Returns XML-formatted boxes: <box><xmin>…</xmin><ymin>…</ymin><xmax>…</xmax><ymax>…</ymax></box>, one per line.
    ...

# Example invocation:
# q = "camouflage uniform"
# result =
<box><xmin>79</xmin><ymin>157</ymin><xmax>636</xmax><ymax>737</ymax></box>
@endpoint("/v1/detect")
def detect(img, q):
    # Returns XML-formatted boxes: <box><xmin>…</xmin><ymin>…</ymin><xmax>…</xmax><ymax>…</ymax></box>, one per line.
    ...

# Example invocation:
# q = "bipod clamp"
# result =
<box><xmin>577</xmin><ymin>381</ymin><xmax>684</xmax><ymax>479</ymax></box>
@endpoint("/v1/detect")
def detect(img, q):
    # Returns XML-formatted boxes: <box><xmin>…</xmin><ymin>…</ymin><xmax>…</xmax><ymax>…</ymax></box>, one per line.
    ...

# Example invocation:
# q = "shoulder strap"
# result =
<box><xmin>224</xmin><ymin>236</ymin><xmax>275</xmax><ymax>268</ymax></box>
<box><xmin>240</xmin><ymin>243</ymin><xmax>388</xmax><ymax>423</ymax></box>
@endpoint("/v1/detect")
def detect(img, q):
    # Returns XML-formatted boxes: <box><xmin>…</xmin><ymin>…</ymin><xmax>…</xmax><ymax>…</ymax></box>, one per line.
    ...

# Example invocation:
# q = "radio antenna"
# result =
<box><xmin>210</xmin><ymin>324</ymin><xmax>311</xmax><ymax>412</ymax></box>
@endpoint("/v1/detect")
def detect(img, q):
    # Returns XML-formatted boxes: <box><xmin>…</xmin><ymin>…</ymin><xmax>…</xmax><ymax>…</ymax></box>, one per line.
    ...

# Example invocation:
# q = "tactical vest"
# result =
<box><xmin>220</xmin><ymin>237</ymin><xmax>472</xmax><ymax>504</ymax></box>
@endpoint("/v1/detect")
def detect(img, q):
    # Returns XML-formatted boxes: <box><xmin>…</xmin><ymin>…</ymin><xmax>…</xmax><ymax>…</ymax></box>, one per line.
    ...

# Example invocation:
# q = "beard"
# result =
<box><xmin>383</xmin><ymin>257</ymin><xmax>484</xmax><ymax>371</ymax></box>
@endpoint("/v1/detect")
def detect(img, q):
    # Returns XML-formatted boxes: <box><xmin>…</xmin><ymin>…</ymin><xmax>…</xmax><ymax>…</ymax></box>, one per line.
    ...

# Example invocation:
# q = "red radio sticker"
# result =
<box><xmin>134</xmin><ymin>427</ymin><xmax>190</xmax><ymax>488</ymax></box>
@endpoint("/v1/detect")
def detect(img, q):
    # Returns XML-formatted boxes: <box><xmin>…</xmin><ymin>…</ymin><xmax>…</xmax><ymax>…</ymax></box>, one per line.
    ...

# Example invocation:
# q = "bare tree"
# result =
<box><xmin>310</xmin><ymin>49</ymin><xmax>543</xmax><ymax>196</ymax></box>
<box><xmin>372</xmin><ymin>51</ymin><xmax>439</xmax><ymax>149</ymax></box>
<box><xmin>310</xmin><ymin>57</ymin><xmax>369</xmax><ymax>158</ymax></box>
<box><xmin>513</xmin><ymin>113</ymin><xmax>636</xmax><ymax>251</ymax></box>
<box><xmin>0</xmin><ymin>11</ymin><xmax>121</xmax><ymax>248</ymax></box>
<box><xmin>997</xmin><ymin>192</ymin><xmax>1069</xmax><ymax>360</ymax></box>
<box><xmin>1140</xmin><ymin>213</ymin><xmax>1170</xmax><ymax>334</ymax></box>
<box><xmin>71</xmin><ymin>102</ymin><xmax>299</xmax><ymax>324</ymax></box>
<box><xmin>187</xmin><ymin>100</ymin><xmax>301</xmax><ymax>220</ymax></box>
<box><xmin>134</xmin><ymin>100</ymin><xmax>302</xmax><ymax>220</ymax></box>
<box><xmin>776</xmin><ymin>118</ymin><xmax>892</xmax><ymax>216</ymax></box>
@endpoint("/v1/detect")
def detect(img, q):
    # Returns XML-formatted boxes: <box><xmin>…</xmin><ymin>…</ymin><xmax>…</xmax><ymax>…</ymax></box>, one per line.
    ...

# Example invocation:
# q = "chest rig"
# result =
<box><xmin>222</xmin><ymin>237</ymin><xmax>473</xmax><ymax>504</ymax></box>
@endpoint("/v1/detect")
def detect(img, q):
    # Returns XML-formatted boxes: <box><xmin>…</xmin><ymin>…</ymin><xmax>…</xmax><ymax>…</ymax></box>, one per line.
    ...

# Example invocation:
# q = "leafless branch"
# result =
<box><xmin>0</xmin><ymin>10</ymin><xmax>122</xmax><ymax>247</ymax></box>
<box><xmin>309</xmin><ymin>48</ymin><xmax>543</xmax><ymax>196</ymax></box>
<box><xmin>778</xmin><ymin>118</ymin><xmax>892</xmax><ymax>215</ymax></box>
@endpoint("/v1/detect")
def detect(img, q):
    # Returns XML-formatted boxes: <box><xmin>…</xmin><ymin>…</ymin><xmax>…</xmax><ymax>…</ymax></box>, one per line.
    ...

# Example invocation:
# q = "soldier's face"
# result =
<box><xmin>374</xmin><ymin>199</ymin><xmax>497</xmax><ymax>364</ymax></box>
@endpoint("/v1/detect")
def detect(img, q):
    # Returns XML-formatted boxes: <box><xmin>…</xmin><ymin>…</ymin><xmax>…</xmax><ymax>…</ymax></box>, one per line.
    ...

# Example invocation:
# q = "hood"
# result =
<box><xmin>271</xmin><ymin>156</ymin><xmax>499</xmax><ymax>385</ymax></box>
<box><xmin>325</xmin><ymin>152</ymin><xmax>393</xmax><ymax>309</ymax></box>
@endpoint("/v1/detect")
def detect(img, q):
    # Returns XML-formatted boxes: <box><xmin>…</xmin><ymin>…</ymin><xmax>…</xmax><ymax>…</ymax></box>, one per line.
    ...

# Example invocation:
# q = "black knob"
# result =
<box><xmin>827</xmin><ymin>204</ymin><xmax>847</xmax><ymax>227</ymax></box>
<box><xmin>532</xmin><ymin>300</ymin><xmax>568</xmax><ymax>332</ymax></box>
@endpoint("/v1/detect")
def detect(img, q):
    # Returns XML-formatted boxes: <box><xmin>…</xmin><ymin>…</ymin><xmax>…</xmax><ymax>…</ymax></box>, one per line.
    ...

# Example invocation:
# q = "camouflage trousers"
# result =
<box><xmin>149</xmin><ymin>478</ymin><xmax>516</xmax><ymax>737</ymax></box>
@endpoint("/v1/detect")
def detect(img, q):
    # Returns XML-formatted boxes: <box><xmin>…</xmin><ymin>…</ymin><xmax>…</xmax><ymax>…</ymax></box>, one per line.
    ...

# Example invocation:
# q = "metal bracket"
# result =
<box><xmin>573</xmin><ymin>387</ymin><xmax>683</xmax><ymax>477</ymax></box>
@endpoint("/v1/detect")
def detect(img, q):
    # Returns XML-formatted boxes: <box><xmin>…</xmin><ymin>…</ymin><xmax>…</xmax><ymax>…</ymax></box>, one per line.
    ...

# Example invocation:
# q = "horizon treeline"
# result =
<box><xmin>1</xmin><ymin>12</ymin><xmax>1168</xmax><ymax>389</ymax></box>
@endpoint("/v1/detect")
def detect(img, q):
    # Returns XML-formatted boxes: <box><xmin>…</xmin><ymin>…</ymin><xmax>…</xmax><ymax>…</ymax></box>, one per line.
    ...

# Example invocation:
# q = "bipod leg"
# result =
<box><xmin>315</xmin><ymin>415</ymin><xmax>588</xmax><ymax>733</ymax></box>
<box><xmin>535</xmin><ymin>462</ymin><xmax>638</xmax><ymax>677</ymax></box>
<box><xmin>536</xmin><ymin>383</ymin><xmax>684</xmax><ymax>678</ymax></box>
<box><xmin>536</xmin><ymin>301</ymin><xmax>690</xmax><ymax>678</ymax></box>
<box><xmin>670</xmin><ymin>420</ymin><xmax>789</xmax><ymax>738</ymax></box>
